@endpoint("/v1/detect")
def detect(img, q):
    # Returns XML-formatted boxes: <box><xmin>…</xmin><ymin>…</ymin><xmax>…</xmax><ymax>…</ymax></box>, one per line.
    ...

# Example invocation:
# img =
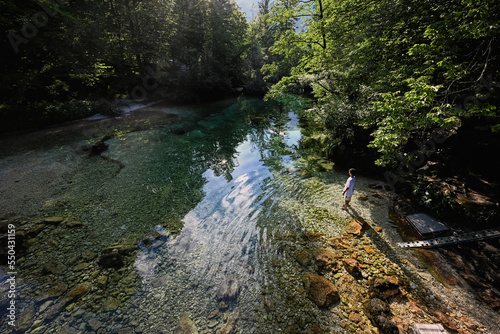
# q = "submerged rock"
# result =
<box><xmin>217</xmin><ymin>311</ymin><xmax>239</xmax><ymax>334</ymax></box>
<box><xmin>66</xmin><ymin>221</ymin><xmax>83</xmax><ymax>228</ymax></box>
<box><xmin>47</xmin><ymin>284</ymin><xmax>68</xmax><ymax>299</ymax></box>
<box><xmin>103</xmin><ymin>297</ymin><xmax>120</xmax><ymax>310</ymax></box>
<box><xmin>303</xmin><ymin>272</ymin><xmax>340</xmax><ymax>308</ymax></box>
<box><xmin>174</xmin><ymin>313</ymin><xmax>199</xmax><ymax>334</ymax></box>
<box><xmin>216</xmin><ymin>275</ymin><xmax>240</xmax><ymax>301</ymax></box>
<box><xmin>42</xmin><ymin>262</ymin><xmax>66</xmax><ymax>275</ymax></box>
<box><xmin>315</xmin><ymin>248</ymin><xmax>339</xmax><ymax>272</ymax></box>
<box><xmin>98</xmin><ymin>250</ymin><xmax>123</xmax><ymax>268</ymax></box>
<box><xmin>64</xmin><ymin>282</ymin><xmax>92</xmax><ymax>305</ymax></box>
<box><xmin>44</xmin><ymin>217</ymin><xmax>64</xmax><ymax>225</ymax></box>
<box><xmin>16</xmin><ymin>305</ymin><xmax>35</xmax><ymax>332</ymax></box>
<box><xmin>294</xmin><ymin>249</ymin><xmax>314</xmax><ymax>267</ymax></box>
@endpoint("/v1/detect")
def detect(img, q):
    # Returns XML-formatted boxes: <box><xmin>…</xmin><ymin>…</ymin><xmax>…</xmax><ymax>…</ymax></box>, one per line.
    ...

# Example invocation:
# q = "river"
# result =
<box><xmin>1</xmin><ymin>97</ymin><xmax>499</xmax><ymax>333</ymax></box>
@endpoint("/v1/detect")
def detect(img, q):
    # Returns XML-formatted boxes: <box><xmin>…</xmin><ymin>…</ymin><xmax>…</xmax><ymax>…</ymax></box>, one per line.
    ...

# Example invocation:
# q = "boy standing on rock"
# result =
<box><xmin>342</xmin><ymin>168</ymin><xmax>356</xmax><ymax>210</ymax></box>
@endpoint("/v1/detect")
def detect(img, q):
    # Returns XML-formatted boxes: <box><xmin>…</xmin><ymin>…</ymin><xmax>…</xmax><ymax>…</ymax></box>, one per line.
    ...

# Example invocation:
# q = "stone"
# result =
<box><xmin>478</xmin><ymin>288</ymin><xmax>500</xmax><ymax>310</ymax></box>
<box><xmin>64</xmin><ymin>282</ymin><xmax>92</xmax><ymax>305</ymax></box>
<box><xmin>303</xmin><ymin>272</ymin><xmax>340</xmax><ymax>308</ymax></box>
<box><xmin>89</xmin><ymin>318</ymin><xmax>102</xmax><ymax>332</ymax></box>
<box><xmin>326</xmin><ymin>236</ymin><xmax>352</xmax><ymax>249</ymax></box>
<box><xmin>218</xmin><ymin>301</ymin><xmax>229</xmax><ymax>311</ymax></box>
<box><xmin>434</xmin><ymin>310</ymin><xmax>458</xmax><ymax>331</ymax></box>
<box><xmin>31</xmin><ymin>326</ymin><xmax>47</xmax><ymax>334</ymax></box>
<box><xmin>346</xmin><ymin>220</ymin><xmax>364</xmax><ymax>236</ymax></box>
<box><xmin>315</xmin><ymin>248</ymin><xmax>339</xmax><ymax>272</ymax></box>
<box><xmin>44</xmin><ymin>217</ymin><xmax>64</xmax><ymax>225</ymax></box>
<box><xmin>263</xmin><ymin>294</ymin><xmax>276</xmax><ymax>311</ymax></box>
<box><xmin>105</xmin><ymin>243</ymin><xmax>137</xmax><ymax>255</ymax></box>
<box><xmin>207</xmin><ymin>320</ymin><xmax>219</xmax><ymax>328</ymax></box>
<box><xmin>363</xmin><ymin>298</ymin><xmax>399</xmax><ymax>334</ymax></box>
<box><xmin>336</xmin><ymin>275</ymin><xmax>365</xmax><ymax>304</ymax></box>
<box><xmin>44</xmin><ymin>302</ymin><xmax>64</xmax><ymax>320</ymax></box>
<box><xmin>306</xmin><ymin>323</ymin><xmax>324</xmax><ymax>334</ymax></box>
<box><xmin>98</xmin><ymin>250</ymin><xmax>124</xmax><ymax>268</ymax></box>
<box><xmin>47</xmin><ymin>284</ymin><xmax>68</xmax><ymax>298</ymax></box>
<box><xmin>103</xmin><ymin>297</ymin><xmax>120</xmax><ymax>310</ymax></box>
<box><xmin>217</xmin><ymin>311</ymin><xmax>238</xmax><ymax>334</ymax></box>
<box><xmin>74</xmin><ymin>262</ymin><xmax>90</xmax><ymax>271</ymax></box>
<box><xmin>341</xmin><ymin>258</ymin><xmax>362</xmax><ymax>277</ymax></box>
<box><xmin>39</xmin><ymin>300</ymin><xmax>53</xmax><ymax>313</ymax></box>
<box><xmin>66</xmin><ymin>221</ymin><xmax>83</xmax><ymax>228</ymax></box>
<box><xmin>208</xmin><ymin>309</ymin><xmax>219</xmax><ymax>319</ymax></box>
<box><xmin>294</xmin><ymin>249</ymin><xmax>314</xmax><ymax>267</ymax></box>
<box><xmin>56</xmin><ymin>324</ymin><xmax>77</xmax><ymax>334</ymax></box>
<box><xmin>82</xmin><ymin>250</ymin><xmax>97</xmax><ymax>261</ymax></box>
<box><xmin>16</xmin><ymin>305</ymin><xmax>35</xmax><ymax>332</ymax></box>
<box><xmin>42</xmin><ymin>262</ymin><xmax>66</xmax><ymax>275</ymax></box>
<box><xmin>216</xmin><ymin>275</ymin><xmax>240</xmax><ymax>301</ymax></box>
<box><xmin>372</xmin><ymin>276</ymin><xmax>400</xmax><ymax>300</ymax></box>
<box><xmin>174</xmin><ymin>313</ymin><xmax>199</xmax><ymax>334</ymax></box>
<box><xmin>349</xmin><ymin>312</ymin><xmax>363</xmax><ymax>323</ymax></box>
<box><xmin>302</xmin><ymin>230</ymin><xmax>326</xmax><ymax>242</ymax></box>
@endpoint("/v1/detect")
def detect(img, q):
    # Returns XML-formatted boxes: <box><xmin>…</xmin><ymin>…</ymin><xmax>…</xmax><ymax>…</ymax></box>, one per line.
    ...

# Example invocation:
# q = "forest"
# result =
<box><xmin>1</xmin><ymin>0</ymin><xmax>499</xmax><ymax>223</ymax></box>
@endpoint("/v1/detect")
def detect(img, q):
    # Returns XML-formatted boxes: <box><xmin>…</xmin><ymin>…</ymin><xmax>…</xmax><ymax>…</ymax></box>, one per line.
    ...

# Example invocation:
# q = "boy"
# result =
<box><xmin>342</xmin><ymin>168</ymin><xmax>356</xmax><ymax>210</ymax></box>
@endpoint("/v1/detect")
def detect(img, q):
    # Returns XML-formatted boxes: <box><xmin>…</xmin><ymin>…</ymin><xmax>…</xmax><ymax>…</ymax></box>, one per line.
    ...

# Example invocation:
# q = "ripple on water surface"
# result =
<box><xmin>0</xmin><ymin>97</ymin><xmax>349</xmax><ymax>333</ymax></box>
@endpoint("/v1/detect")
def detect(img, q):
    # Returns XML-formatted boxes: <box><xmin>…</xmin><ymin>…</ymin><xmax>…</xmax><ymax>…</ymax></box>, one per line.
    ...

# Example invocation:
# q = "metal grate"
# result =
<box><xmin>398</xmin><ymin>228</ymin><xmax>500</xmax><ymax>248</ymax></box>
<box><xmin>409</xmin><ymin>324</ymin><xmax>447</xmax><ymax>333</ymax></box>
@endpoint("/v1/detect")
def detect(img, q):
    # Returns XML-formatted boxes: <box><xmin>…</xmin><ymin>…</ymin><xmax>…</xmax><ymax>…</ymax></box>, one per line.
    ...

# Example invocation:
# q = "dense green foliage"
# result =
<box><xmin>264</xmin><ymin>0</ymin><xmax>500</xmax><ymax>169</ymax></box>
<box><xmin>0</xmin><ymin>0</ymin><xmax>248</xmax><ymax>131</ymax></box>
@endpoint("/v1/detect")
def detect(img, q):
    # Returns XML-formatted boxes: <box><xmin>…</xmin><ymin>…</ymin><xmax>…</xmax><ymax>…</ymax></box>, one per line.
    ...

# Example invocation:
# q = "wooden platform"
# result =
<box><xmin>406</xmin><ymin>213</ymin><xmax>449</xmax><ymax>236</ymax></box>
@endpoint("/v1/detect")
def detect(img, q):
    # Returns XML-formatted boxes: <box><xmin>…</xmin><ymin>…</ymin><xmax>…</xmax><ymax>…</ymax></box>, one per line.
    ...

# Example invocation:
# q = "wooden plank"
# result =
<box><xmin>406</xmin><ymin>213</ymin><xmax>449</xmax><ymax>236</ymax></box>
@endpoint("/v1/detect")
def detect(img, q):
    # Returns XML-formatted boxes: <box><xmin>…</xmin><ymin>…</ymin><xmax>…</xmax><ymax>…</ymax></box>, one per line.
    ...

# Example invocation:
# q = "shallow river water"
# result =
<box><xmin>0</xmin><ymin>98</ymin><xmax>354</xmax><ymax>333</ymax></box>
<box><xmin>2</xmin><ymin>97</ymin><xmax>499</xmax><ymax>334</ymax></box>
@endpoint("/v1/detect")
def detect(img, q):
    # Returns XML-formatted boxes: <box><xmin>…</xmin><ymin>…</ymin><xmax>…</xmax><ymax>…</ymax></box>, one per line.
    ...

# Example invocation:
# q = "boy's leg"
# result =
<box><xmin>343</xmin><ymin>197</ymin><xmax>351</xmax><ymax>209</ymax></box>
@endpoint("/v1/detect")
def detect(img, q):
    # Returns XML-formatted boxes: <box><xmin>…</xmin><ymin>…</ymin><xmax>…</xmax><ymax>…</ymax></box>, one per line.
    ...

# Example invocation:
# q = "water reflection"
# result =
<box><xmin>1</xmin><ymin>97</ymin><xmax>324</xmax><ymax>333</ymax></box>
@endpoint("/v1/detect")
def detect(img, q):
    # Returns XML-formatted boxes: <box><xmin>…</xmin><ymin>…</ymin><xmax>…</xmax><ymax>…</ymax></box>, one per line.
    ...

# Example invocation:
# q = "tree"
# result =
<box><xmin>264</xmin><ymin>0</ymin><xmax>500</xmax><ymax>167</ymax></box>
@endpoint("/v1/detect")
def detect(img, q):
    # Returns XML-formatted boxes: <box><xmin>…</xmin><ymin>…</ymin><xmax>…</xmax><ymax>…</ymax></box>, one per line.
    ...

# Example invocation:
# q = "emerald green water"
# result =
<box><xmin>0</xmin><ymin>97</ymin><xmax>348</xmax><ymax>333</ymax></box>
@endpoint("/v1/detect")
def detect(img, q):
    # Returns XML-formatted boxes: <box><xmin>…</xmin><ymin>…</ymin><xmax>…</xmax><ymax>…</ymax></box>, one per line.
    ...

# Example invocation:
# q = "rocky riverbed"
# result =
<box><xmin>1</xmin><ymin>100</ymin><xmax>499</xmax><ymax>333</ymax></box>
<box><xmin>2</xmin><ymin>173</ymin><xmax>500</xmax><ymax>334</ymax></box>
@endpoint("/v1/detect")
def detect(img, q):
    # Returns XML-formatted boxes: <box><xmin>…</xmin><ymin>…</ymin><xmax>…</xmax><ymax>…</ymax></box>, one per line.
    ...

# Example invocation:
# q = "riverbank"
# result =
<box><xmin>254</xmin><ymin>150</ymin><xmax>500</xmax><ymax>333</ymax></box>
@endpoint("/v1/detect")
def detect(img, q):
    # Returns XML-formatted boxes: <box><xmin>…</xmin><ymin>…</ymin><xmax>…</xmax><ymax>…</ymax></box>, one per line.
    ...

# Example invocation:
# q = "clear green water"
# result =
<box><xmin>0</xmin><ymin>97</ymin><xmax>348</xmax><ymax>333</ymax></box>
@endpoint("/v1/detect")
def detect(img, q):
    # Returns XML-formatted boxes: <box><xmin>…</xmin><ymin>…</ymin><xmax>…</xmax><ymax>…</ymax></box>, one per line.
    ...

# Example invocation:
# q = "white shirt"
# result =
<box><xmin>343</xmin><ymin>176</ymin><xmax>356</xmax><ymax>197</ymax></box>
